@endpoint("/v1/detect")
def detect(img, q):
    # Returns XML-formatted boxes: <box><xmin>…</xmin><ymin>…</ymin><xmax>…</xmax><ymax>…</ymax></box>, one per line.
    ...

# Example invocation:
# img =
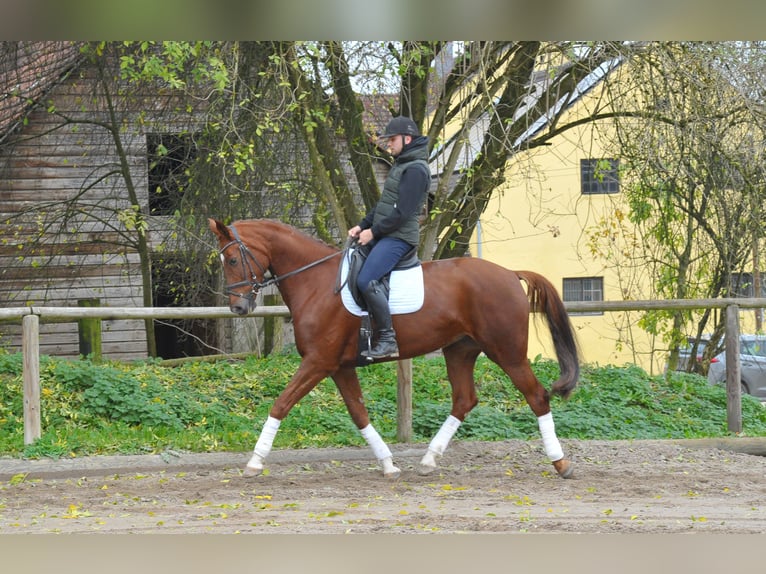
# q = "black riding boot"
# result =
<box><xmin>361</xmin><ymin>280</ymin><xmax>399</xmax><ymax>359</ymax></box>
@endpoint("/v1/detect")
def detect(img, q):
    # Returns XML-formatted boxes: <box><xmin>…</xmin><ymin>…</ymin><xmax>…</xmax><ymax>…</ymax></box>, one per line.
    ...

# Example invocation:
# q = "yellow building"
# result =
<box><xmin>465</xmin><ymin>68</ymin><xmax>665</xmax><ymax>373</ymax></box>
<box><xmin>435</xmin><ymin>47</ymin><xmax>763</xmax><ymax>376</ymax></box>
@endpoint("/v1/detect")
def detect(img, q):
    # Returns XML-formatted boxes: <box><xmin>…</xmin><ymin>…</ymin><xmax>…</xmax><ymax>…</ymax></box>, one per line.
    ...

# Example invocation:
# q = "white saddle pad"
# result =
<box><xmin>339</xmin><ymin>253</ymin><xmax>424</xmax><ymax>316</ymax></box>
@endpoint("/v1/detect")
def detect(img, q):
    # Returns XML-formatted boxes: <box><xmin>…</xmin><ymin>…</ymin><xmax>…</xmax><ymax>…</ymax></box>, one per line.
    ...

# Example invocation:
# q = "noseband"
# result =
<box><xmin>219</xmin><ymin>224</ymin><xmax>342</xmax><ymax>306</ymax></box>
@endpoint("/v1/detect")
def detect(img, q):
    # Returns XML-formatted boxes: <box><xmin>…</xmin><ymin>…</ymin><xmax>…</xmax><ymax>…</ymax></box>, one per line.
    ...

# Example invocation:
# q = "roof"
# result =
<box><xmin>358</xmin><ymin>93</ymin><xmax>400</xmax><ymax>138</ymax></box>
<box><xmin>428</xmin><ymin>57</ymin><xmax>623</xmax><ymax>176</ymax></box>
<box><xmin>0</xmin><ymin>41</ymin><xmax>84</xmax><ymax>144</ymax></box>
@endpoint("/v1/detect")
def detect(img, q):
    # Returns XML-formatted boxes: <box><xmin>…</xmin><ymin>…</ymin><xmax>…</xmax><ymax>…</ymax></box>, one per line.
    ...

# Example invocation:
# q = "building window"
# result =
<box><xmin>563</xmin><ymin>276</ymin><xmax>604</xmax><ymax>315</ymax></box>
<box><xmin>147</xmin><ymin>133</ymin><xmax>197</xmax><ymax>216</ymax></box>
<box><xmin>730</xmin><ymin>272</ymin><xmax>766</xmax><ymax>297</ymax></box>
<box><xmin>581</xmin><ymin>158</ymin><xmax>620</xmax><ymax>195</ymax></box>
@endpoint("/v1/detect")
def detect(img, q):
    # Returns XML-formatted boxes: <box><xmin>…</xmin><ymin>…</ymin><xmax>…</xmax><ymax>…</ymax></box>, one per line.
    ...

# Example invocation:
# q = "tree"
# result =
<box><xmin>588</xmin><ymin>42</ymin><xmax>766</xmax><ymax>369</ymax></box>
<box><xmin>185</xmin><ymin>42</ymin><xmax>647</xmax><ymax>260</ymax></box>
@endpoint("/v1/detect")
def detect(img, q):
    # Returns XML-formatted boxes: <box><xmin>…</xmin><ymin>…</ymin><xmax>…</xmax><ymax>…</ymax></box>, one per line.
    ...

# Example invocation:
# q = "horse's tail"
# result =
<box><xmin>517</xmin><ymin>270</ymin><xmax>580</xmax><ymax>399</ymax></box>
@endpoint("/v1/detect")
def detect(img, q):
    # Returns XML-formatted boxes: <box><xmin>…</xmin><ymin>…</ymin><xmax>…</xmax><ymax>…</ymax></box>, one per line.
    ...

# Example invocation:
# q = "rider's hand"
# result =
<box><xmin>358</xmin><ymin>228</ymin><xmax>374</xmax><ymax>246</ymax></box>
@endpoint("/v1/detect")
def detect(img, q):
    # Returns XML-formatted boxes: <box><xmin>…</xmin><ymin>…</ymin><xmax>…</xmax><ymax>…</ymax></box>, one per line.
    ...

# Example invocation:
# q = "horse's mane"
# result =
<box><xmin>247</xmin><ymin>218</ymin><xmax>340</xmax><ymax>254</ymax></box>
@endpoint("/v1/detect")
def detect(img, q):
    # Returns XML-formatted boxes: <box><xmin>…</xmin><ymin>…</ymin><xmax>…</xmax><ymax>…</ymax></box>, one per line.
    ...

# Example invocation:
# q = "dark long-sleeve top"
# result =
<box><xmin>359</xmin><ymin>166</ymin><xmax>429</xmax><ymax>238</ymax></box>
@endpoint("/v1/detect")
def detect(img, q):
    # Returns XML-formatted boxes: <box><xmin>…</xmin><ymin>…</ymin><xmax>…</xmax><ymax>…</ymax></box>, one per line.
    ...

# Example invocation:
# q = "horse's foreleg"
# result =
<box><xmin>360</xmin><ymin>424</ymin><xmax>400</xmax><ymax>478</ymax></box>
<box><xmin>419</xmin><ymin>340</ymin><xmax>480</xmax><ymax>475</ymax></box>
<box><xmin>333</xmin><ymin>368</ymin><xmax>400</xmax><ymax>478</ymax></box>
<box><xmin>419</xmin><ymin>415</ymin><xmax>462</xmax><ymax>475</ymax></box>
<box><xmin>244</xmin><ymin>362</ymin><xmax>328</xmax><ymax>478</ymax></box>
<box><xmin>244</xmin><ymin>416</ymin><xmax>281</xmax><ymax>477</ymax></box>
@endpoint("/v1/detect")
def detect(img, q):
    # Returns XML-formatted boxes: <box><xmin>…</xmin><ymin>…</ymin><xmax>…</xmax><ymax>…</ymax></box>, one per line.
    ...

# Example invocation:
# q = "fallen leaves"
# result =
<box><xmin>61</xmin><ymin>504</ymin><xmax>92</xmax><ymax>519</ymax></box>
<box><xmin>9</xmin><ymin>473</ymin><xmax>27</xmax><ymax>486</ymax></box>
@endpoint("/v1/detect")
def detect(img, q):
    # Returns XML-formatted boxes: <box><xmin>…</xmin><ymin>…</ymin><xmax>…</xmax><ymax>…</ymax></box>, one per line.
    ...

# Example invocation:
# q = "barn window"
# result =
<box><xmin>147</xmin><ymin>133</ymin><xmax>197</xmax><ymax>216</ymax></box>
<box><xmin>563</xmin><ymin>276</ymin><xmax>604</xmax><ymax>315</ymax></box>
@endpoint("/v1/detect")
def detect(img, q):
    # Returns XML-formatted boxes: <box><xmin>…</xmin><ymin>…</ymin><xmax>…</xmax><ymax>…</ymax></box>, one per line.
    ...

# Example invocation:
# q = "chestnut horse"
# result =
<box><xmin>208</xmin><ymin>218</ymin><xmax>580</xmax><ymax>479</ymax></box>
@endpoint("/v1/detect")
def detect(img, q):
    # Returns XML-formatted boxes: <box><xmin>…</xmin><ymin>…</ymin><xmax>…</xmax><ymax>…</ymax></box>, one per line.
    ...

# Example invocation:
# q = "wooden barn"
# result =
<box><xmin>0</xmin><ymin>42</ymin><xmax>220</xmax><ymax>360</ymax></box>
<box><xmin>0</xmin><ymin>42</ymin><xmax>402</xmax><ymax>361</ymax></box>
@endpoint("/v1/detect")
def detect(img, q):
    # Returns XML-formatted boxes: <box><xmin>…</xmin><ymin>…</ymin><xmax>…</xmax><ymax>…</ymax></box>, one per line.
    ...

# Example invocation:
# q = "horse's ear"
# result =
<box><xmin>208</xmin><ymin>218</ymin><xmax>231</xmax><ymax>240</ymax></box>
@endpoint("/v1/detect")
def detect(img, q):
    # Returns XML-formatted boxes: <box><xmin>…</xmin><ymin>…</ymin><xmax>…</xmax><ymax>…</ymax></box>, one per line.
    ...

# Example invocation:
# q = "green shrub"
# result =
<box><xmin>1</xmin><ymin>350</ymin><xmax>765</xmax><ymax>459</ymax></box>
<box><xmin>0</xmin><ymin>349</ymin><xmax>24</xmax><ymax>376</ymax></box>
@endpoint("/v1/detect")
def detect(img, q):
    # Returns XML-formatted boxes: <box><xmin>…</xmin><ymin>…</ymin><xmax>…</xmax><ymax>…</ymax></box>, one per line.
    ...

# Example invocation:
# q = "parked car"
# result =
<box><xmin>707</xmin><ymin>334</ymin><xmax>766</xmax><ymax>399</ymax></box>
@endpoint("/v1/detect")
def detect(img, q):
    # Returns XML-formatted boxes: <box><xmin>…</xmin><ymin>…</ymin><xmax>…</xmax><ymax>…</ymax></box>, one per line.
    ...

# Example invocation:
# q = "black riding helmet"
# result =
<box><xmin>381</xmin><ymin>116</ymin><xmax>420</xmax><ymax>138</ymax></box>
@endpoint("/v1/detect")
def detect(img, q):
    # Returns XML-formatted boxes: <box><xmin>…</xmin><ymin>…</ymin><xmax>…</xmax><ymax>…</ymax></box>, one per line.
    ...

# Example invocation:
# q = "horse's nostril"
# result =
<box><xmin>231</xmin><ymin>304</ymin><xmax>248</xmax><ymax>316</ymax></box>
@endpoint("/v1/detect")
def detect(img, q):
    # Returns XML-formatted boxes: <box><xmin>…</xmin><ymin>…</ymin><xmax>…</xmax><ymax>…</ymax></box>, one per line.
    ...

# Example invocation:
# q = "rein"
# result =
<box><xmin>220</xmin><ymin>224</ymin><xmax>343</xmax><ymax>304</ymax></box>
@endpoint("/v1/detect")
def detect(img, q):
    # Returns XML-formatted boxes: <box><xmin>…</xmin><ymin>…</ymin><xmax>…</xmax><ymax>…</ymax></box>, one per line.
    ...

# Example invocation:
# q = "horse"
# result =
<box><xmin>208</xmin><ymin>217</ymin><xmax>580</xmax><ymax>479</ymax></box>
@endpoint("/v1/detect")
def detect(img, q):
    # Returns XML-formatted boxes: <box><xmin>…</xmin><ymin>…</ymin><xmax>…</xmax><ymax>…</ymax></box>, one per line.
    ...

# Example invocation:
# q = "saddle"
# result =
<box><xmin>335</xmin><ymin>243</ymin><xmax>421</xmax><ymax>366</ymax></box>
<box><xmin>341</xmin><ymin>243</ymin><xmax>421</xmax><ymax>309</ymax></box>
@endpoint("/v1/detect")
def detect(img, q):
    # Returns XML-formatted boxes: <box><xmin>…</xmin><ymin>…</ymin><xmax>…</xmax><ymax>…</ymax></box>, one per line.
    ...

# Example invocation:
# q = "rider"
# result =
<box><xmin>348</xmin><ymin>115</ymin><xmax>431</xmax><ymax>359</ymax></box>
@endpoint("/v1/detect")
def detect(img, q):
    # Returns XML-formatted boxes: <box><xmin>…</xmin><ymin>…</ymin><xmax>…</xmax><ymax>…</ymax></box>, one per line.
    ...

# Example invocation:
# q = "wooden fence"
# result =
<box><xmin>5</xmin><ymin>297</ymin><xmax>766</xmax><ymax>446</ymax></box>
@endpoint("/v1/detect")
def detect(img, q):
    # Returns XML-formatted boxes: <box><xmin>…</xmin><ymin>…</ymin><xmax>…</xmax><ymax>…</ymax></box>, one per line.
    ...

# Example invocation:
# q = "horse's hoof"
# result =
<box><xmin>243</xmin><ymin>465</ymin><xmax>263</xmax><ymax>478</ymax></box>
<box><xmin>383</xmin><ymin>467</ymin><xmax>402</xmax><ymax>480</ymax></box>
<box><xmin>418</xmin><ymin>463</ymin><xmax>437</xmax><ymax>476</ymax></box>
<box><xmin>552</xmin><ymin>458</ymin><xmax>574</xmax><ymax>479</ymax></box>
<box><xmin>418</xmin><ymin>450</ymin><xmax>439</xmax><ymax>475</ymax></box>
<box><xmin>380</xmin><ymin>457</ymin><xmax>401</xmax><ymax>479</ymax></box>
<box><xmin>243</xmin><ymin>453</ymin><xmax>265</xmax><ymax>477</ymax></box>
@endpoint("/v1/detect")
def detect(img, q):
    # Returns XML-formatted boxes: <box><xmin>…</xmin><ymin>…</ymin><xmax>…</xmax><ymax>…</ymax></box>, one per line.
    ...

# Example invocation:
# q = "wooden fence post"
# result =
<box><xmin>22</xmin><ymin>314</ymin><xmax>41</xmax><ymax>445</ymax></box>
<box><xmin>78</xmin><ymin>298</ymin><xmax>102</xmax><ymax>361</ymax></box>
<box><xmin>725</xmin><ymin>304</ymin><xmax>743</xmax><ymax>433</ymax></box>
<box><xmin>396</xmin><ymin>358</ymin><xmax>413</xmax><ymax>442</ymax></box>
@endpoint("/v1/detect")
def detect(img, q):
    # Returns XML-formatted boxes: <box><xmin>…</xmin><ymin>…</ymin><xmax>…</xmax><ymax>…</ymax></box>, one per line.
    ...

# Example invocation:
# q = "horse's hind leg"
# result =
<box><xmin>333</xmin><ymin>367</ymin><xmax>400</xmax><ymax>479</ymax></box>
<box><xmin>498</xmin><ymin>359</ymin><xmax>573</xmax><ymax>479</ymax></box>
<box><xmin>419</xmin><ymin>338</ymin><xmax>481</xmax><ymax>475</ymax></box>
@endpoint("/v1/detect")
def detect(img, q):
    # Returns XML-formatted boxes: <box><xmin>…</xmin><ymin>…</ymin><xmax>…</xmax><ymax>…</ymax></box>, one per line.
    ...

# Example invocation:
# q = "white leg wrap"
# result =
<box><xmin>360</xmin><ymin>424</ymin><xmax>393</xmax><ymax>461</ymax></box>
<box><xmin>360</xmin><ymin>424</ymin><xmax>400</xmax><ymax>478</ymax></box>
<box><xmin>419</xmin><ymin>415</ymin><xmax>462</xmax><ymax>474</ymax></box>
<box><xmin>537</xmin><ymin>412</ymin><xmax>564</xmax><ymax>462</ymax></box>
<box><xmin>253</xmin><ymin>416</ymin><xmax>281</xmax><ymax>460</ymax></box>
<box><xmin>428</xmin><ymin>415</ymin><xmax>462</xmax><ymax>456</ymax></box>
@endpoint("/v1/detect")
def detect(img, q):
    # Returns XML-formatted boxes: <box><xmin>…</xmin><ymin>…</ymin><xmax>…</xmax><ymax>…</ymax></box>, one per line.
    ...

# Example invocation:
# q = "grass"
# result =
<box><xmin>1</xmin><ymin>349</ymin><xmax>766</xmax><ymax>460</ymax></box>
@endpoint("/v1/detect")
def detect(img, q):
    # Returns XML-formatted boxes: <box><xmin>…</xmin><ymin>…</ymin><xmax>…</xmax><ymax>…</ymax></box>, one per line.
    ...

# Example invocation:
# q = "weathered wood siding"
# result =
<box><xmin>0</xmin><ymin>59</ymin><xmax>204</xmax><ymax>360</ymax></box>
<box><xmin>1</xmin><ymin>48</ymin><xmax>399</xmax><ymax>360</ymax></box>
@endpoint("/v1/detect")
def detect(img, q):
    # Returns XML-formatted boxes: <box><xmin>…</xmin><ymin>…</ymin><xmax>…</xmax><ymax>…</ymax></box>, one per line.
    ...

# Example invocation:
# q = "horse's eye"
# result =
<box><xmin>228</xmin><ymin>257</ymin><xmax>238</xmax><ymax>266</ymax></box>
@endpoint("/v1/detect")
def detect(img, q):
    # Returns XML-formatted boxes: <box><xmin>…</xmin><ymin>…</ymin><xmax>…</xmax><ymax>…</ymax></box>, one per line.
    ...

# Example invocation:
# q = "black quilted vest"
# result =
<box><xmin>373</xmin><ymin>138</ymin><xmax>430</xmax><ymax>247</ymax></box>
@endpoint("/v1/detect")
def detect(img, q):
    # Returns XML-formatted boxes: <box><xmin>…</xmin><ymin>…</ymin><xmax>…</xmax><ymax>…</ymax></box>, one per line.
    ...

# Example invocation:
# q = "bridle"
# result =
<box><xmin>219</xmin><ymin>224</ymin><xmax>342</xmax><ymax>306</ymax></box>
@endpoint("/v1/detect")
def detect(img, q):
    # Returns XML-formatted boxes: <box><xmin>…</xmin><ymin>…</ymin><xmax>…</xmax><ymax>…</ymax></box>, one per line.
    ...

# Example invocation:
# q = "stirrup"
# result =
<box><xmin>362</xmin><ymin>341</ymin><xmax>399</xmax><ymax>359</ymax></box>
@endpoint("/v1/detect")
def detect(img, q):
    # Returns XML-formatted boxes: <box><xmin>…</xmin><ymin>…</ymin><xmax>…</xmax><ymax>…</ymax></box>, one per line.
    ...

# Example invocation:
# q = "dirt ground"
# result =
<box><xmin>1</xmin><ymin>438</ymin><xmax>765</xmax><ymax>534</ymax></box>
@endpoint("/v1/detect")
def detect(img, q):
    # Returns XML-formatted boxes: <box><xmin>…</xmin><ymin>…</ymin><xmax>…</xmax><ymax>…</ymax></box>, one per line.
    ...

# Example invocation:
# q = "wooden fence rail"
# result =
<box><xmin>5</xmin><ymin>297</ymin><xmax>766</xmax><ymax>445</ymax></box>
<box><xmin>6</xmin><ymin>305</ymin><xmax>291</xmax><ymax>445</ymax></box>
